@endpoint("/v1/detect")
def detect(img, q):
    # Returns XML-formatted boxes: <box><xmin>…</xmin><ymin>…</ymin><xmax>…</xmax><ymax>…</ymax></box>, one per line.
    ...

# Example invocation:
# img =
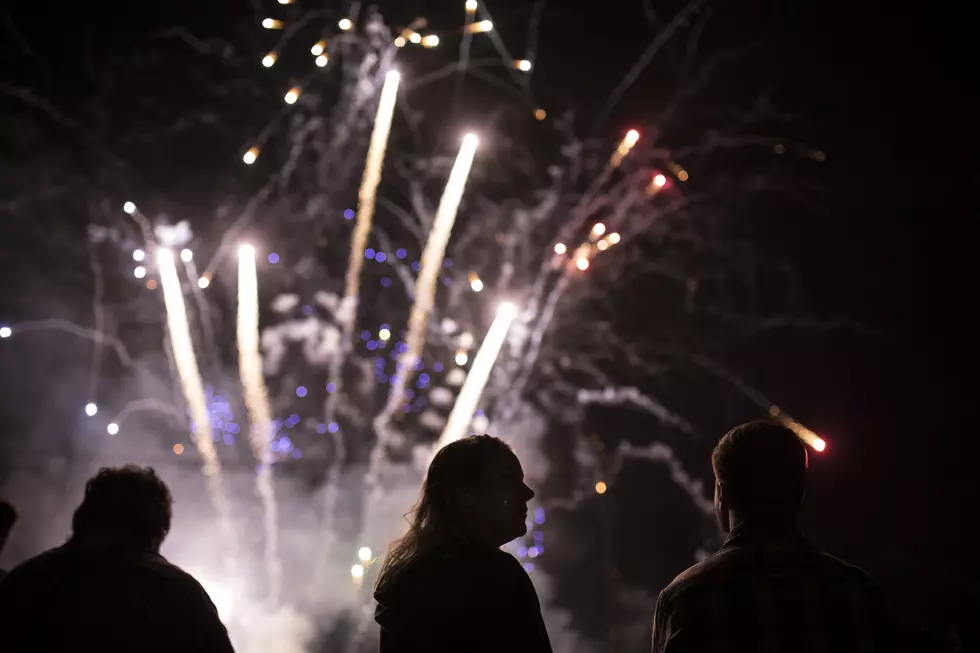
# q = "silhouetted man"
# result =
<box><xmin>0</xmin><ymin>466</ymin><xmax>235</xmax><ymax>653</ymax></box>
<box><xmin>652</xmin><ymin>421</ymin><xmax>894</xmax><ymax>652</ymax></box>
<box><xmin>0</xmin><ymin>500</ymin><xmax>16</xmax><ymax>580</ymax></box>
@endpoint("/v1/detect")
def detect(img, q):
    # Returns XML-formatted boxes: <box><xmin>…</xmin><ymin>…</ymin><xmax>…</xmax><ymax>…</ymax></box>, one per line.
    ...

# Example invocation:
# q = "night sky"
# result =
<box><xmin>1</xmin><ymin>0</ymin><xmax>973</xmax><ymax>646</ymax></box>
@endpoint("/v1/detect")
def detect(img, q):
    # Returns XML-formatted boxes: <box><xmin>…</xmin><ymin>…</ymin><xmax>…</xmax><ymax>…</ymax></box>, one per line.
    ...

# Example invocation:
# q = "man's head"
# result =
<box><xmin>712</xmin><ymin>420</ymin><xmax>808</xmax><ymax>532</ymax></box>
<box><xmin>71</xmin><ymin>466</ymin><xmax>173</xmax><ymax>552</ymax></box>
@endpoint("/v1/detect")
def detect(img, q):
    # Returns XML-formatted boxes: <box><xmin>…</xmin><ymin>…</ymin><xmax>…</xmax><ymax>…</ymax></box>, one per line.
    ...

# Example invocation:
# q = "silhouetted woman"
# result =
<box><xmin>374</xmin><ymin>435</ymin><xmax>552</xmax><ymax>653</ymax></box>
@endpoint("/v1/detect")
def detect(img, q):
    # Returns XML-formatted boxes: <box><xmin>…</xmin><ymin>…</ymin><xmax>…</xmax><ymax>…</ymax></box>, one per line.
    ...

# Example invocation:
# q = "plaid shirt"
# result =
<box><xmin>652</xmin><ymin>522</ymin><xmax>894</xmax><ymax>653</ymax></box>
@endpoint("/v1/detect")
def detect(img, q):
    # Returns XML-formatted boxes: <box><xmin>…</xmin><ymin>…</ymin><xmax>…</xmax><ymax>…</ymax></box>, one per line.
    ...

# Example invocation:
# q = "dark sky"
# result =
<box><xmin>2</xmin><ymin>0</ymin><xmax>973</xmax><ymax>633</ymax></box>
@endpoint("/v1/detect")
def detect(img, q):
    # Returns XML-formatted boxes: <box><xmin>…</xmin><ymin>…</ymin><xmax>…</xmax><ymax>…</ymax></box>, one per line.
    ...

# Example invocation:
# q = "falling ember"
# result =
<box><xmin>592</xmin><ymin>223</ymin><xmax>606</xmax><ymax>237</ymax></box>
<box><xmin>338</xmin><ymin>18</ymin><xmax>353</xmax><ymax>30</ymax></box>
<box><xmin>311</xmin><ymin>40</ymin><xmax>326</xmax><ymax>55</ymax></box>
<box><xmin>421</xmin><ymin>34</ymin><xmax>440</xmax><ymax>48</ymax></box>
<box><xmin>576</xmin><ymin>258</ymin><xmax>590</xmax><ymax>271</ymax></box>
<box><xmin>237</xmin><ymin>244</ymin><xmax>283</xmax><ymax>602</ymax></box>
<box><xmin>653</xmin><ymin>173</ymin><xmax>667</xmax><ymax>187</ymax></box>
<box><xmin>608</xmin><ymin>232</ymin><xmax>621</xmax><ymax>244</ymax></box>
<box><xmin>409</xmin><ymin>32</ymin><xmax>422</xmax><ymax>44</ymax></box>
<box><xmin>394</xmin><ymin>36</ymin><xmax>406</xmax><ymax>47</ymax></box>
<box><xmin>243</xmin><ymin>147</ymin><xmax>259</xmax><ymax>164</ymax></box>
<box><xmin>677</xmin><ymin>170</ymin><xmax>689</xmax><ymax>181</ymax></box>
<box><xmin>197</xmin><ymin>276</ymin><xmax>211</xmax><ymax>289</ymax></box>
<box><xmin>284</xmin><ymin>87</ymin><xmax>301</xmax><ymax>104</ymax></box>
<box><xmin>610</xmin><ymin>129</ymin><xmax>640</xmax><ymax>169</ymax></box>
<box><xmin>455</xmin><ymin>350</ymin><xmax>469</xmax><ymax>366</ymax></box>
<box><xmin>378</xmin><ymin>134</ymin><xmax>479</xmax><ymax>430</ymax></box>
<box><xmin>553</xmin><ymin>243</ymin><xmax>567</xmax><ymax>255</ymax></box>
<box><xmin>437</xmin><ymin>302</ymin><xmax>519</xmax><ymax>449</ymax></box>
<box><xmin>315</xmin><ymin>54</ymin><xmax>329</xmax><ymax>67</ymax></box>
<box><xmin>465</xmin><ymin>20</ymin><xmax>493</xmax><ymax>33</ymax></box>
<box><xmin>468</xmin><ymin>272</ymin><xmax>483</xmax><ymax>292</ymax></box>
<box><xmin>465</xmin><ymin>0</ymin><xmax>478</xmax><ymax>12</ymax></box>
<box><xmin>338</xmin><ymin>70</ymin><xmax>401</xmax><ymax>349</ymax></box>
<box><xmin>514</xmin><ymin>59</ymin><xmax>532</xmax><ymax>71</ymax></box>
<box><xmin>262</xmin><ymin>52</ymin><xmax>277</xmax><ymax>67</ymax></box>
<box><xmin>534</xmin><ymin>109</ymin><xmax>547</xmax><ymax>120</ymax></box>
<box><xmin>596</xmin><ymin>240</ymin><xmax>609</xmax><ymax>251</ymax></box>
<box><xmin>262</xmin><ymin>18</ymin><xmax>284</xmax><ymax>29</ymax></box>
<box><xmin>595</xmin><ymin>481</ymin><xmax>607</xmax><ymax>494</ymax></box>
<box><xmin>768</xmin><ymin>405</ymin><xmax>827</xmax><ymax>452</ymax></box>
<box><xmin>124</xmin><ymin>202</ymin><xmax>136</xmax><ymax>214</ymax></box>
<box><xmin>173</xmin><ymin>443</ymin><xmax>185</xmax><ymax>455</ymax></box>
<box><xmin>156</xmin><ymin>248</ymin><xmax>234</xmax><ymax>543</ymax></box>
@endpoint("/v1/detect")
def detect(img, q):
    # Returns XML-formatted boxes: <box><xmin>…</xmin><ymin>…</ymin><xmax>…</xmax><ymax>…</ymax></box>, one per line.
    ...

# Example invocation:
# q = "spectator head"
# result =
<box><xmin>71</xmin><ymin>466</ymin><xmax>173</xmax><ymax>552</ymax></box>
<box><xmin>0</xmin><ymin>500</ymin><xmax>16</xmax><ymax>552</ymax></box>
<box><xmin>376</xmin><ymin>435</ymin><xmax>534</xmax><ymax>592</ymax></box>
<box><xmin>712</xmin><ymin>421</ymin><xmax>808</xmax><ymax>531</ymax></box>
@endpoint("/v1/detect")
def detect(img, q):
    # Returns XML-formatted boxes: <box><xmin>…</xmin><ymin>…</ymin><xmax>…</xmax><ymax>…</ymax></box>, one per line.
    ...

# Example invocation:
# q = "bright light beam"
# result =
<box><xmin>437</xmin><ymin>302</ymin><xmax>519</xmax><ymax>450</ymax></box>
<box><xmin>156</xmin><ymin>249</ymin><xmax>234</xmax><ymax>542</ymax></box>
<box><xmin>376</xmin><ymin>134</ymin><xmax>479</xmax><ymax>439</ymax></box>
<box><xmin>337</xmin><ymin>70</ymin><xmax>401</xmax><ymax>353</ymax></box>
<box><xmin>769</xmin><ymin>405</ymin><xmax>827</xmax><ymax>452</ymax></box>
<box><xmin>237</xmin><ymin>244</ymin><xmax>283</xmax><ymax>602</ymax></box>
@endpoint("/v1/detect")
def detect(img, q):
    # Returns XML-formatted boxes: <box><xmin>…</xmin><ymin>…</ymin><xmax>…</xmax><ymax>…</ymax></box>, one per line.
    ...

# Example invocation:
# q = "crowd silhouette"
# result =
<box><xmin>0</xmin><ymin>423</ymin><xmax>907</xmax><ymax>651</ymax></box>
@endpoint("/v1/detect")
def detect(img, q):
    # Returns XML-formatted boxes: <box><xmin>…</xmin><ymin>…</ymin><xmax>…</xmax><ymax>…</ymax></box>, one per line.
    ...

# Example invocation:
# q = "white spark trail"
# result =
<box><xmin>156</xmin><ymin>248</ymin><xmax>234</xmax><ymax>544</ymax></box>
<box><xmin>237</xmin><ymin>245</ymin><xmax>283</xmax><ymax>602</ymax></box>
<box><xmin>437</xmin><ymin>302</ymin><xmax>519</xmax><ymax>450</ymax></box>
<box><xmin>374</xmin><ymin>134</ymin><xmax>479</xmax><ymax>447</ymax></box>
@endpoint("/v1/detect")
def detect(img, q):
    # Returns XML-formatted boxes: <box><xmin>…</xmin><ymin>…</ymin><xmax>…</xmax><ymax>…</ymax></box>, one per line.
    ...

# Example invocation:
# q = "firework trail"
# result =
<box><xmin>156</xmin><ymin>248</ymin><xmax>234</xmax><ymax>544</ymax></box>
<box><xmin>237</xmin><ymin>244</ymin><xmax>283</xmax><ymax>602</ymax></box>
<box><xmin>437</xmin><ymin>301</ymin><xmax>519</xmax><ymax>450</ymax></box>
<box><xmin>374</xmin><ymin>134</ymin><xmax>479</xmax><ymax>447</ymax></box>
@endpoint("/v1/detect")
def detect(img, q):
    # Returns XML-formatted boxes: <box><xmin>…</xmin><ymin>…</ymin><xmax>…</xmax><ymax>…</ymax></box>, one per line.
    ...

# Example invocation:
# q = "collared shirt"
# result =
<box><xmin>652</xmin><ymin>522</ymin><xmax>894</xmax><ymax>653</ymax></box>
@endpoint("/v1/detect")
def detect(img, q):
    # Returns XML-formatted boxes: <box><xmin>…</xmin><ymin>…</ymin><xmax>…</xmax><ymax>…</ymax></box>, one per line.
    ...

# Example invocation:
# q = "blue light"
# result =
<box><xmin>414</xmin><ymin>359</ymin><xmax>424</xmax><ymax>371</ymax></box>
<box><xmin>327</xmin><ymin>422</ymin><xmax>340</xmax><ymax>433</ymax></box>
<box><xmin>522</xmin><ymin>562</ymin><xmax>535</xmax><ymax>573</ymax></box>
<box><xmin>442</xmin><ymin>276</ymin><xmax>453</xmax><ymax>287</ymax></box>
<box><xmin>268</xmin><ymin>253</ymin><xmax>280</xmax><ymax>264</ymax></box>
<box><xmin>517</xmin><ymin>545</ymin><xmax>528</xmax><ymax>558</ymax></box>
<box><xmin>344</xmin><ymin>209</ymin><xmax>355</xmax><ymax>219</ymax></box>
<box><xmin>411</xmin><ymin>261</ymin><xmax>420</xmax><ymax>272</ymax></box>
<box><xmin>378</xmin><ymin>373</ymin><xmax>389</xmax><ymax>383</ymax></box>
<box><xmin>433</xmin><ymin>362</ymin><xmax>444</xmax><ymax>372</ymax></box>
<box><xmin>444</xmin><ymin>258</ymin><xmax>454</xmax><ymax>268</ymax></box>
<box><xmin>397</xmin><ymin>342</ymin><xmax>408</xmax><ymax>354</ymax></box>
<box><xmin>302</xmin><ymin>305</ymin><xmax>314</xmax><ymax>316</ymax></box>
<box><xmin>380</xmin><ymin>277</ymin><xmax>392</xmax><ymax>287</ymax></box>
<box><xmin>366</xmin><ymin>340</ymin><xmax>378</xmax><ymax>351</ymax></box>
<box><xmin>292</xmin><ymin>449</ymin><xmax>303</xmax><ymax>459</ymax></box>
<box><xmin>475</xmin><ymin>409</ymin><xmax>485</xmax><ymax>417</ymax></box>
<box><xmin>375</xmin><ymin>252</ymin><xmax>387</xmax><ymax>263</ymax></box>
<box><xmin>534</xmin><ymin>508</ymin><xmax>545</xmax><ymax>524</ymax></box>
<box><xmin>227</xmin><ymin>423</ymin><xmax>240</xmax><ymax>434</ymax></box>
<box><xmin>223</xmin><ymin>434</ymin><xmax>235</xmax><ymax>445</ymax></box>
<box><xmin>316</xmin><ymin>423</ymin><xmax>327</xmax><ymax>434</ymax></box>
<box><xmin>326</xmin><ymin>382</ymin><xmax>336</xmax><ymax>393</ymax></box>
<box><xmin>396</xmin><ymin>248</ymin><xmax>407</xmax><ymax>259</ymax></box>
<box><xmin>296</xmin><ymin>386</ymin><xmax>308</xmax><ymax>397</ymax></box>
<box><xmin>533</xmin><ymin>531</ymin><xmax>544</xmax><ymax>543</ymax></box>
<box><xmin>404</xmin><ymin>389</ymin><xmax>415</xmax><ymax>400</ymax></box>
<box><xmin>361</xmin><ymin>330</ymin><xmax>371</xmax><ymax>340</ymax></box>
<box><xmin>365</xmin><ymin>248</ymin><xmax>375</xmax><ymax>259</ymax></box>
<box><xmin>402</xmin><ymin>403</ymin><xmax>411</xmax><ymax>413</ymax></box>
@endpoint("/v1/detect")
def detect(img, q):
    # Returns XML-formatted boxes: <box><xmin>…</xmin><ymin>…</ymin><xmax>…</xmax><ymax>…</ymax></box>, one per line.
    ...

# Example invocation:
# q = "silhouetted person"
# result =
<box><xmin>374</xmin><ymin>435</ymin><xmax>552</xmax><ymax>653</ymax></box>
<box><xmin>0</xmin><ymin>466</ymin><xmax>235</xmax><ymax>653</ymax></box>
<box><xmin>652</xmin><ymin>421</ymin><xmax>895</xmax><ymax>652</ymax></box>
<box><xmin>0</xmin><ymin>500</ymin><xmax>16</xmax><ymax>580</ymax></box>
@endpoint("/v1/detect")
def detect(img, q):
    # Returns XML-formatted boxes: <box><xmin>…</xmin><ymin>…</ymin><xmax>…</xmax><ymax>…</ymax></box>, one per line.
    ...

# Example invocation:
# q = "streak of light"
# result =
<box><xmin>769</xmin><ymin>405</ymin><xmax>827</xmax><ymax>452</ymax></box>
<box><xmin>437</xmin><ymin>302</ymin><xmax>519</xmax><ymax>449</ymax></box>
<box><xmin>262</xmin><ymin>18</ymin><xmax>284</xmax><ymax>29</ymax></box>
<box><xmin>262</xmin><ymin>52</ymin><xmax>277</xmax><ymax>67</ymax></box>
<box><xmin>156</xmin><ymin>248</ymin><xmax>234</xmax><ymax>544</ymax></box>
<box><xmin>243</xmin><ymin>147</ymin><xmax>259</xmax><ymax>164</ymax></box>
<box><xmin>553</xmin><ymin>243</ymin><xmax>567</xmax><ymax>255</ymax></box>
<box><xmin>338</xmin><ymin>18</ymin><xmax>353</xmax><ymax>30</ymax></box>
<box><xmin>311</xmin><ymin>40</ymin><xmax>326</xmax><ymax>55</ymax></box>
<box><xmin>284</xmin><ymin>87</ymin><xmax>301</xmax><ymax>104</ymax></box>
<box><xmin>465</xmin><ymin>20</ymin><xmax>493</xmax><ymax>33</ymax></box>
<box><xmin>237</xmin><ymin>244</ymin><xmax>282</xmax><ymax>602</ymax></box>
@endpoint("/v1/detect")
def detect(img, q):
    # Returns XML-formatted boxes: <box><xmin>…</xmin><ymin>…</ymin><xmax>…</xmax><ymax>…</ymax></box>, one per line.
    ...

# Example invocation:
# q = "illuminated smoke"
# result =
<box><xmin>337</xmin><ymin>70</ymin><xmax>401</xmax><ymax>344</ymax></box>
<box><xmin>237</xmin><ymin>245</ymin><xmax>283</xmax><ymax>602</ymax></box>
<box><xmin>375</xmin><ymin>134</ymin><xmax>479</xmax><ymax>442</ymax></box>
<box><xmin>437</xmin><ymin>301</ymin><xmax>519</xmax><ymax>449</ymax></box>
<box><xmin>156</xmin><ymin>248</ymin><xmax>234</xmax><ymax>542</ymax></box>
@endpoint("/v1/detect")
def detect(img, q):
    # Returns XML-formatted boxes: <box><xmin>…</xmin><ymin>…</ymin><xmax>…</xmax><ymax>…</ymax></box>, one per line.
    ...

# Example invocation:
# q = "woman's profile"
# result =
<box><xmin>374</xmin><ymin>435</ymin><xmax>552</xmax><ymax>653</ymax></box>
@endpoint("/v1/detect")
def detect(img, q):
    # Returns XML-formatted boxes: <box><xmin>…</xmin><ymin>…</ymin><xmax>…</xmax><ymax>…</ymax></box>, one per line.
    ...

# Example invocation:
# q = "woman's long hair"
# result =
<box><xmin>375</xmin><ymin>435</ymin><xmax>514</xmax><ymax>593</ymax></box>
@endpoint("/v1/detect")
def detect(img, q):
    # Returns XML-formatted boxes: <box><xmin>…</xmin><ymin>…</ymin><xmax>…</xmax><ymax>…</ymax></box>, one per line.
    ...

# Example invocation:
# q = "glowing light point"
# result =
<box><xmin>575</xmin><ymin>258</ymin><xmax>590</xmax><ymax>271</ymax></box>
<box><xmin>625</xmin><ymin>129</ymin><xmax>640</xmax><ymax>147</ymax></box>
<box><xmin>813</xmin><ymin>438</ymin><xmax>827</xmax><ymax>452</ymax></box>
<box><xmin>470</xmin><ymin>278</ymin><xmax>484</xmax><ymax>292</ymax></box>
<box><xmin>592</xmin><ymin>223</ymin><xmax>606</xmax><ymax>237</ymax></box>
<box><xmin>455</xmin><ymin>351</ymin><xmax>469</xmax><ymax>366</ymax></box>
<box><xmin>338</xmin><ymin>18</ymin><xmax>353</xmax><ymax>31</ymax></box>
<box><xmin>465</xmin><ymin>0</ymin><xmax>478</xmax><ymax>12</ymax></box>
<box><xmin>421</xmin><ymin>34</ymin><xmax>440</xmax><ymax>48</ymax></box>
<box><xmin>463</xmin><ymin>132</ymin><xmax>479</xmax><ymax>147</ymax></box>
<box><xmin>262</xmin><ymin>52</ymin><xmax>277</xmax><ymax>67</ymax></box>
<box><xmin>351</xmin><ymin>564</ymin><xmax>365</xmax><ymax>578</ymax></box>
<box><xmin>553</xmin><ymin>243</ymin><xmax>567</xmax><ymax>255</ymax></box>
<box><xmin>677</xmin><ymin>170</ymin><xmax>689</xmax><ymax>181</ymax></box>
<box><xmin>311</xmin><ymin>40</ymin><xmax>326</xmax><ymax>56</ymax></box>
<box><xmin>653</xmin><ymin>173</ymin><xmax>667</xmax><ymax>187</ymax></box>
<box><xmin>534</xmin><ymin>108</ymin><xmax>547</xmax><ymax>120</ymax></box>
<box><xmin>107</xmin><ymin>422</ymin><xmax>119</xmax><ymax>435</ymax></box>
<box><xmin>394</xmin><ymin>36</ymin><xmax>406</xmax><ymax>47</ymax></box>
<box><xmin>173</xmin><ymin>443</ymin><xmax>185</xmax><ymax>455</ymax></box>
<box><xmin>315</xmin><ymin>54</ymin><xmax>328</xmax><ymax>67</ymax></box>
<box><xmin>284</xmin><ymin>87</ymin><xmax>301</xmax><ymax>104</ymax></box>
<box><xmin>358</xmin><ymin>547</ymin><xmax>372</xmax><ymax>562</ymax></box>
<box><xmin>0</xmin><ymin>326</ymin><xmax>10</xmax><ymax>339</ymax></box>
<box><xmin>243</xmin><ymin>147</ymin><xmax>259</xmax><ymax>164</ymax></box>
<box><xmin>379</xmin><ymin>328</ymin><xmax>391</xmax><ymax>341</ymax></box>
<box><xmin>123</xmin><ymin>201</ymin><xmax>136</xmax><ymax>214</ymax></box>
<box><xmin>278</xmin><ymin>0</ymin><xmax>292</xmax><ymax>4</ymax></box>
<box><xmin>134</xmin><ymin>266</ymin><xmax>146</xmax><ymax>279</ymax></box>
<box><xmin>409</xmin><ymin>32</ymin><xmax>422</xmax><ymax>44</ymax></box>
<box><xmin>133</xmin><ymin>249</ymin><xmax>145</xmax><ymax>262</ymax></box>
<box><xmin>180</xmin><ymin>249</ymin><xmax>193</xmax><ymax>262</ymax></box>
<box><xmin>465</xmin><ymin>20</ymin><xmax>493</xmax><ymax>33</ymax></box>
<box><xmin>262</xmin><ymin>18</ymin><xmax>284</xmax><ymax>30</ymax></box>
<box><xmin>496</xmin><ymin>302</ymin><xmax>518</xmax><ymax>319</ymax></box>
<box><xmin>595</xmin><ymin>481</ymin><xmax>607</xmax><ymax>494</ymax></box>
<box><xmin>596</xmin><ymin>240</ymin><xmax>609</xmax><ymax>251</ymax></box>
<box><xmin>239</xmin><ymin>244</ymin><xmax>255</xmax><ymax>259</ymax></box>
<box><xmin>198</xmin><ymin>276</ymin><xmax>211</xmax><ymax>289</ymax></box>
<box><xmin>85</xmin><ymin>403</ymin><xmax>98</xmax><ymax>416</ymax></box>
<box><xmin>608</xmin><ymin>232</ymin><xmax>621</xmax><ymax>244</ymax></box>
<box><xmin>515</xmin><ymin>59</ymin><xmax>532</xmax><ymax>72</ymax></box>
